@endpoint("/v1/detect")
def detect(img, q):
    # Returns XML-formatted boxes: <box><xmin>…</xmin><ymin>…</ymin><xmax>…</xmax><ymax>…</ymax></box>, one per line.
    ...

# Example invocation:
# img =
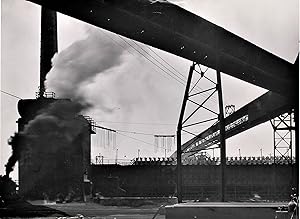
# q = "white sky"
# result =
<box><xmin>1</xmin><ymin>0</ymin><xmax>299</xmax><ymax>181</ymax></box>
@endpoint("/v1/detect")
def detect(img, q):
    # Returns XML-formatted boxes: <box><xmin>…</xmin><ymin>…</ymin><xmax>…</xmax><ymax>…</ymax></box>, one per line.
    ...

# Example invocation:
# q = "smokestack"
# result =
<box><xmin>40</xmin><ymin>7</ymin><xmax>57</xmax><ymax>96</ymax></box>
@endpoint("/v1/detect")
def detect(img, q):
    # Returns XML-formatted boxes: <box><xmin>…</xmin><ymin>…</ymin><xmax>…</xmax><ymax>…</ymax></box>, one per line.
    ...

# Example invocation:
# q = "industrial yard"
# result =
<box><xmin>1</xmin><ymin>0</ymin><xmax>298</xmax><ymax>218</ymax></box>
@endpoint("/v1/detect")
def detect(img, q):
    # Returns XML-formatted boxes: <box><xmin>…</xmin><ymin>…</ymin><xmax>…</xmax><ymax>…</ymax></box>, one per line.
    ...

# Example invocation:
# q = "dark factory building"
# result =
<box><xmin>17</xmin><ymin>96</ymin><xmax>94</xmax><ymax>200</ymax></box>
<box><xmin>15</xmin><ymin>7</ymin><xmax>96</xmax><ymax>200</ymax></box>
<box><xmin>91</xmin><ymin>157</ymin><xmax>296</xmax><ymax>201</ymax></box>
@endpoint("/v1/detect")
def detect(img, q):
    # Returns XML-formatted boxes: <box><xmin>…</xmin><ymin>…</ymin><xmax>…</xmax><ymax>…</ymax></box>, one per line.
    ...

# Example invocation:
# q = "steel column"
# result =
<box><xmin>216</xmin><ymin>69</ymin><xmax>226</xmax><ymax>202</ymax></box>
<box><xmin>177</xmin><ymin>63</ymin><xmax>195</xmax><ymax>203</ymax></box>
<box><xmin>271</xmin><ymin>112</ymin><xmax>294</xmax><ymax>162</ymax></box>
<box><xmin>296</xmin><ymin>112</ymin><xmax>299</xmax><ymax>196</ymax></box>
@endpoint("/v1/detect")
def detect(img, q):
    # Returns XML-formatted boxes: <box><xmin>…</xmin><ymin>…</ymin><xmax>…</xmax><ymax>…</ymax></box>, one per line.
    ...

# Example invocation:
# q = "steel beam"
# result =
<box><xmin>216</xmin><ymin>69</ymin><xmax>226</xmax><ymax>202</ymax></box>
<box><xmin>26</xmin><ymin>0</ymin><xmax>297</xmax><ymax>98</ymax></box>
<box><xmin>170</xmin><ymin>91</ymin><xmax>294</xmax><ymax>159</ymax></box>
<box><xmin>271</xmin><ymin>112</ymin><xmax>294</xmax><ymax>161</ymax></box>
<box><xmin>177</xmin><ymin>63</ymin><xmax>195</xmax><ymax>203</ymax></box>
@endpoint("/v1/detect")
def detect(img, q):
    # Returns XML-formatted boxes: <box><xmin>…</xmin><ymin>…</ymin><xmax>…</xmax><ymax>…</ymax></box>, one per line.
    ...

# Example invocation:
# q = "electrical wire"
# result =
<box><xmin>129</xmin><ymin>39</ymin><xmax>210</xmax><ymax>95</ymax></box>
<box><xmin>99</xmin><ymin>29</ymin><xmax>136</xmax><ymax>56</ymax></box>
<box><xmin>131</xmin><ymin>39</ymin><xmax>213</xmax><ymax>95</ymax></box>
<box><xmin>129</xmin><ymin>39</ymin><xmax>187</xmax><ymax>84</ymax></box>
<box><xmin>116</xmin><ymin>131</ymin><xmax>175</xmax><ymax>153</ymax></box>
<box><xmin>95</xmin><ymin>123</ymin><xmax>175</xmax><ymax>137</ymax></box>
<box><xmin>117</xmin><ymin>35</ymin><xmax>187</xmax><ymax>87</ymax></box>
<box><xmin>147</xmin><ymin>45</ymin><xmax>188</xmax><ymax>82</ymax></box>
<box><xmin>101</xmin><ymin>29</ymin><xmax>220</xmax><ymax>112</ymax></box>
<box><xmin>94</xmin><ymin>123</ymin><xmax>175</xmax><ymax>152</ymax></box>
<box><xmin>115</xmin><ymin>129</ymin><xmax>158</xmax><ymax>136</ymax></box>
<box><xmin>100</xmin><ymin>30</ymin><xmax>219</xmax><ymax>107</ymax></box>
<box><xmin>117</xmin><ymin>131</ymin><xmax>154</xmax><ymax>146</ymax></box>
<box><xmin>124</xmin><ymin>36</ymin><xmax>221</xmax><ymax>110</ymax></box>
<box><xmin>96</xmin><ymin>120</ymin><xmax>176</xmax><ymax>126</ymax></box>
<box><xmin>1</xmin><ymin>90</ymin><xmax>22</xmax><ymax>99</ymax></box>
<box><xmin>101</xmin><ymin>29</ymin><xmax>190</xmax><ymax>89</ymax></box>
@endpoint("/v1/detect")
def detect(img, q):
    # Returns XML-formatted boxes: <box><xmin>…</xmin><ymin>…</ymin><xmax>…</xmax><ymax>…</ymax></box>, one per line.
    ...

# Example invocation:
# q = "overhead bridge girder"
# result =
<box><xmin>26</xmin><ymin>0</ymin><xmax>298</xmax><ymax>98</ymax></box>
<box><xmin>171</xmin><ymin>91</ymin><xmax>294</xmax><ymax>159</ymax></box>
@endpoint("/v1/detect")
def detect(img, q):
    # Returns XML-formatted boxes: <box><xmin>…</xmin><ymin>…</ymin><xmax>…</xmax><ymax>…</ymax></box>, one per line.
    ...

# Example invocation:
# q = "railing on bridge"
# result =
<box><xmin>183</xmin><ymin>156</ymin><xmax>296</xmax><ymax>165</ymax></box>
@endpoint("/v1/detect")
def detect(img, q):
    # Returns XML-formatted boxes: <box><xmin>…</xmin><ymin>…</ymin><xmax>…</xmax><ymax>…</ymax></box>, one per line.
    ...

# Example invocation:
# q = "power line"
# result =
<box><xmin>95</xmin><ymin>122</ymin><xmax>175</xmax><ymax>136</ymax></box>
<box><xmin>147</xmin><ymin>45</ymin><xmax>190</xmax><ymax>84</ymax></box>
<box><xmin>116</xmin><ymin>132</ymin><xmax>155</xmax><ymax>147</ymax></box>
<box><xmin>101</xmin><ymin>30</ymin><xmax>218</xmax><ymax>108</ymax></box>
<box><xmin>96</xmin><ymin>120</ymin><xmax>176</xmax><ymax>126</ymax></box>
<box><xmin>99</xmin><ymin>29</ymin><xmax>136</xmax><ymax>56</ymax></box>
<box><xmin>101</xmin><ymin>30</ymin><xmax>218</xmax><ymax>107</ymax></box>
<box><xmin>116</xmin><ymin>131</ymin><xmax>175</xmax><ymax>153</ymax></box>
<box><xmin>1</xmin><ymin>90</ymin><xmax>22</xmax><ymax>99</ymax></box>
<box><xmin>129</xmin><ymin>39</ymin><xmax>187</xmax><ymax>84</ymax></box>
<box><xmin>133</xmin><ymin>40</ymin><xmax>218</xmax><ymax>103</ymax></box>
<box><xmin>100</xmin><ymin>29</ymin><xmax>187</xmax><ymax>89</ymax></box>
<box><xmin>132</xmin><ymin>40</ymin><xmax>211</xmax><ymax>95</ymax></box>
<box><xmin>117</xmin><ymin>35</ymin><xmax>187</xmax><ymax>87</ymax></box>
<box><xmin>131</xmin><ymin>40</ymin><xmax>216</xmax><ymax>100</ymax></box>
<box><xmin>115</xmin><ymin>129</ymin><xmax>158</xmax><ymax>136</ymax></box>
<box><xmin>94</xmin><ymin>124</ymin><xmax>174</xmax><ymax>151</ymax></box>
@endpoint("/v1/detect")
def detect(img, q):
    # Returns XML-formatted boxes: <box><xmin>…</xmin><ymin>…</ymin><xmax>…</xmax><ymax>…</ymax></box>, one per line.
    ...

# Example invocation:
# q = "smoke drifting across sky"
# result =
<box><xmin>45</xmin><ymin>26</ymin><xmax>176</xmax><ymax>121</ymax></box>
<box><xmin>46</xmin><ymin>28</ymin><xmax>128</xmax><ymax>111</ymax></box>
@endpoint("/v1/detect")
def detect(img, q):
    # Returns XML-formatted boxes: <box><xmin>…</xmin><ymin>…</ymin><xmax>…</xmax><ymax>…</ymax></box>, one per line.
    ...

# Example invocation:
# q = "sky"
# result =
<box><xmin>1</xmin><ymin>0</ymin><xmax>299</xmax><ymax>181</ymax></box>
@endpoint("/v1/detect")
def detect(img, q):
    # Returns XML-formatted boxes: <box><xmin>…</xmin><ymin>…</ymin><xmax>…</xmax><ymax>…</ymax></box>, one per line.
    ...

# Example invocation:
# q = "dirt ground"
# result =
<box><xmin>32</xmin><ymin>201</ymin><xmax>166</xmax><ymax>219</ymax></box>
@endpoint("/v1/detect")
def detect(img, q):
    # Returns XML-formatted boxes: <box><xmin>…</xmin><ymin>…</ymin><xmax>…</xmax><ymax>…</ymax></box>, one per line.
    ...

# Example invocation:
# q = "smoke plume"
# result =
<box><xmin>46</xmin><ymin>28</ymin><xmax>130</xmax><ymax>111</ymax></box>
<box><xmin>45</xmin><ymin>26</ymin><xmax>161</xmax><ymax>121</ymax></box>
<box><xmin>5</xmin><ymin>133</ymin><xmax>22</xmax><ymax>176</ymax></box>
<box><xmin>5</xmin><ymin>100</ymin><xmax>86</xmax><ymax>177</ymax></box>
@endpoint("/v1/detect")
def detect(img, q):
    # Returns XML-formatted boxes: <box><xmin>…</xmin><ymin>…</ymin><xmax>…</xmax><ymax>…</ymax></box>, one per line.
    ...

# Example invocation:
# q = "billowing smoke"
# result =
<box><xmin>46</xmin><ymin>27</ymin><xmax>130</xmax><ymax>112</ymax></box>
<box><xmin>5</xmin><ymin>133</ymin><xmax>22</xmax><ymax>177</ymax></box>
<box><xmin>5</xmin><ymin>24</ymin><xmax>175</xmax><ymax>177</ymax></box>
<box><xmin>45</xmin><ymin>26</ymin><xmax>161</xmax><ymax>124</ymax></box>
<box><xmin>5</xmin><ymin>100</ymin><xmax>86</xmax><ymax>178</ymax></box>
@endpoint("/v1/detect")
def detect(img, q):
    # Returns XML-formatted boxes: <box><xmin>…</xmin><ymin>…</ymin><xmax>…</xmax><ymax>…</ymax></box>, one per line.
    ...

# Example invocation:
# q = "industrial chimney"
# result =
<box><xmin>39</xmin><ymin>7</ymin><xmax>57</xmax><ymax>97</ymax></box>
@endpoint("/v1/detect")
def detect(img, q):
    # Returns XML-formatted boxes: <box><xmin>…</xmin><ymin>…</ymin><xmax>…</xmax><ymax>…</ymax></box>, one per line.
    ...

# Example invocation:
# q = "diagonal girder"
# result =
<box><xmin>26</xmin><ymin>0</ymin><xmax>298</xmax><ymax>97</ymax></box>
<box><xmin>170</xmin><ymin>91</ymin><xmax>294</xmax><ymax>159</ymax></box>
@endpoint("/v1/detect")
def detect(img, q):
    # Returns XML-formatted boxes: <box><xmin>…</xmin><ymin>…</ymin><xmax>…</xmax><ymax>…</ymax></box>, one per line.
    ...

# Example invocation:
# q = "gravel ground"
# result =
<box><xmin>35</xmin><ymin>201</ymin><xmax>166</xmax><ymax>219</ymax></box>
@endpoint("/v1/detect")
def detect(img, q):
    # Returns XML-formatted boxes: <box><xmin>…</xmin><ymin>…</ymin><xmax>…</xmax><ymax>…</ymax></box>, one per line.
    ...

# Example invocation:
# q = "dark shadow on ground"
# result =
<box><xmin>0</xmin><ymin>199</ymin><xmax>70</xmax><ymax>217</ymax></box>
